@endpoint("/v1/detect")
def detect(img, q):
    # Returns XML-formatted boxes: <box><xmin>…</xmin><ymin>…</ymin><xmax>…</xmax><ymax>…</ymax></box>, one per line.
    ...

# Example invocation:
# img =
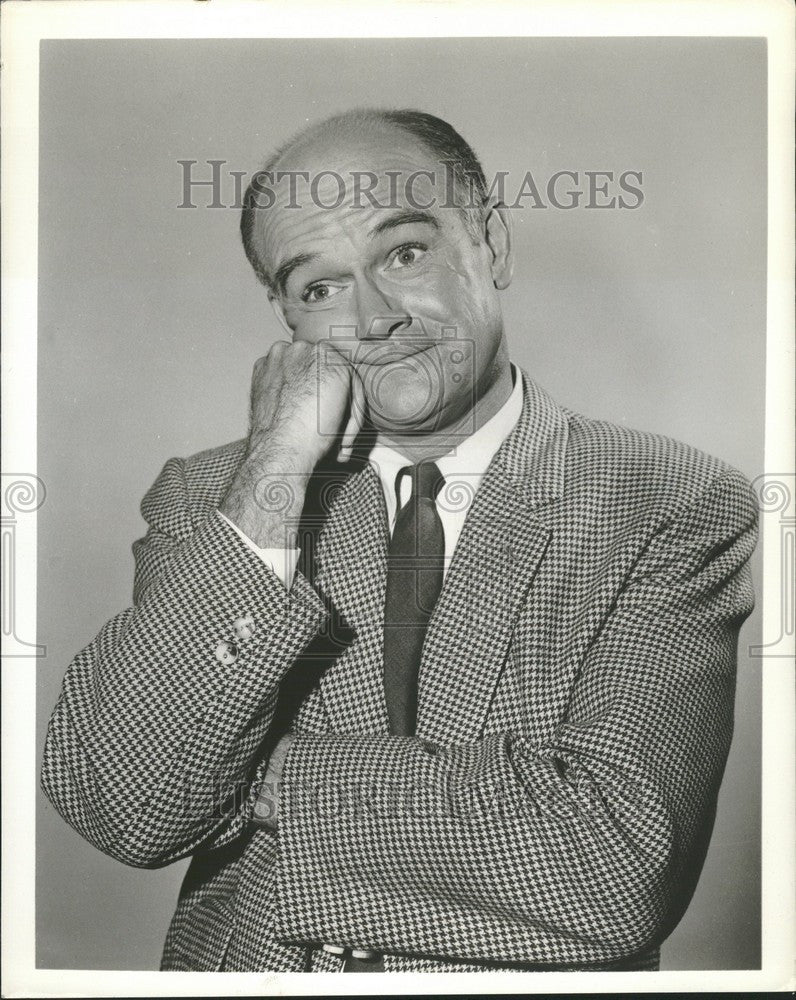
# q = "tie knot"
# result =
<box><xmin>397</xmin><ymin>461</ymin><xmax>444</xmax><ymax>506</ymax></box>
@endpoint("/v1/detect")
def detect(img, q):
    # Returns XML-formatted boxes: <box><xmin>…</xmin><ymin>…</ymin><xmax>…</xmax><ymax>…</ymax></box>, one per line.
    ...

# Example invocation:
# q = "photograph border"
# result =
<box><xmin>2</xmin><ymin>1</ymin><xmax>794</xmax><ymax>995</ymax></box>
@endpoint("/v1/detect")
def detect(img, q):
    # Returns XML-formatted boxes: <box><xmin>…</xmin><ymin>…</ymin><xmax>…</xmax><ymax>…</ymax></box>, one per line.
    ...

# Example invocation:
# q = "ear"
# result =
<box><xmin>268</xmin><ymin>291</ymin><xmax>294</xmax><ymax>338</ymax></box>
<box><xmin>483</xmin><ymin>200</ymin><xmax>514</xmax><ymax>290</ymax></box>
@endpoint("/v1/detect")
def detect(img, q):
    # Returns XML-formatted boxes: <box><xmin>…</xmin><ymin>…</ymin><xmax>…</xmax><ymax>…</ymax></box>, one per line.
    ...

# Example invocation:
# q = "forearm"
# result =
<box><xmin>41</xmin><ymin>514</ymin><xmax>327</xmax><ymax>867</ymax></box>
<box><xmin>273</xmin><ymin>729</ymin><xmax>683</xmax><ymax>965</ymax></box>
<box><xmin>218</xmin><ymin>438</ymin><xmax>313</xmax><ymax>549</ymax></box>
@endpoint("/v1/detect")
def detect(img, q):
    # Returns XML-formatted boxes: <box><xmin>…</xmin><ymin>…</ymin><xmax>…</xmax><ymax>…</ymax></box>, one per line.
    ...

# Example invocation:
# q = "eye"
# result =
<box><xmin>301</xmin><ymin>282</ymin><xmax>344</xmax><ymax>304</ymax></box>
<box><xmin>386</xmin><ymin>243</ymin><xmax>428</xmax><ymax>270</ymax></box>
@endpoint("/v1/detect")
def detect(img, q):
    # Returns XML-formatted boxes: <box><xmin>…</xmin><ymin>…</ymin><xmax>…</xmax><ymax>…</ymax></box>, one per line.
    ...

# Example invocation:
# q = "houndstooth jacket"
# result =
<box><xmin>41</xmin><ymin>369</ymin><xmax>758</xmax><ymax>973</ymax></box>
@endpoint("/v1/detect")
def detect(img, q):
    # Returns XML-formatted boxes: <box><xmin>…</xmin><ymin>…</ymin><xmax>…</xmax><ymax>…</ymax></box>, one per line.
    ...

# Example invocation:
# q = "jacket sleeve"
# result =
<box><xmin>273</xmin><ymin>467</ymin><xmax>758</xmax><ymax>966</ymax></box>
<box><xmin>40</xmin><ymin>456</ymin><xmax>328</xmax><ymax>868</ymax></box>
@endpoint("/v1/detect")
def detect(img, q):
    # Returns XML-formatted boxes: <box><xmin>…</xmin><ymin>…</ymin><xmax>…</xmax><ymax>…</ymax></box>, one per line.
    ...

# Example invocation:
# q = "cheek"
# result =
<box><xmin>399</xmin><ymin>252</ymin><xmax>492</xmax><ymax>328</ymax></box>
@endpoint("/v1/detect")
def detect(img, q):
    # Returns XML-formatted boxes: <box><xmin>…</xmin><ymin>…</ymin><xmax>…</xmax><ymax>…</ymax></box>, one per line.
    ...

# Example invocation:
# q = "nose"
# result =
<box><xmin>354</xmin><ymin>277</ymin><xmax>412</xmax><ymax>341</ymax></box>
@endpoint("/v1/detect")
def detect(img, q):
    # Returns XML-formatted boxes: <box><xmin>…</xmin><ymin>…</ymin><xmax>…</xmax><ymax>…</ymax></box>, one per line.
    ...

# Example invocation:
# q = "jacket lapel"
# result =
<box><xmin>417</xmin><ymin>373</ymin><xmax>569</xmax><ymax>743</ymax></box>
<box><xmin>314</xmin><ymin>462</ymin><xmax>392</xmax><ymax>734</ymax></box>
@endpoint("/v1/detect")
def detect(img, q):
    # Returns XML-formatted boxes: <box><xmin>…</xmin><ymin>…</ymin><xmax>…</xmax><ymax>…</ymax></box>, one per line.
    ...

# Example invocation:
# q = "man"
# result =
<box><xmin>41</xmin><ymin>108</ymin><xmax>758</xmax><ymax>973</ymax></box>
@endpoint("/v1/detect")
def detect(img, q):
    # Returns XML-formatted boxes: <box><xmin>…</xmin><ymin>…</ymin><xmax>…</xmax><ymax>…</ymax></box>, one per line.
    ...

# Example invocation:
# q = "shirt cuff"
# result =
<box><xmin>216</xmin><ymin>511</ymin><xmax>300</xmax><ymax>589</ymax></box>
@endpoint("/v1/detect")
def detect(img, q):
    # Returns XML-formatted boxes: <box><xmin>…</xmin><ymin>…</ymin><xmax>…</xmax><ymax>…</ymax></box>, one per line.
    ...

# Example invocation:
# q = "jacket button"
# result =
<box><xmin>322</xmin><ymin>943</ymin><xmax>346</xmax><ymax>955</ymax></box>
<box><xmin>419</xmin><ymin>739</ymin><xmax>438</xmax><ymax>755</ymax></box>
<box><xmin>233</xmin><ymin>615</ymin><xmax>255</xmax><ymax>641</ymax></box>
<box><xmin>214</xmin><ymin>640</ymin><xmax>238</xmax><ymax>665</ymax></box>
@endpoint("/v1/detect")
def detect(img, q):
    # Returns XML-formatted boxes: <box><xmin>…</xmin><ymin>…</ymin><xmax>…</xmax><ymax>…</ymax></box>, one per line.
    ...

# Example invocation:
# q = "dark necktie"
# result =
<box><xmin>343</xmin><ymin>461</ymin><xmax>445</xmax><ymax>972</ymax></box>
<box><xmin>382</xmin><ymin>461</ymin><xmax>445</xmax><ymax>736</ymax></box>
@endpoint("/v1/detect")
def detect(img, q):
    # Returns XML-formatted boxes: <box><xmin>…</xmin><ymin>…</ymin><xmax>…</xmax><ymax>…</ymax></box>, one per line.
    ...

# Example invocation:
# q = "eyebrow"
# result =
<box><xmin>273</xmin><ymin>252</ymin><xmax>319</xmax><ymax>296</ymax></box>
<box><xmin>368</xmin><ymin>209</ymin><xmax>441</xmax><ymax>238</ymax></box>
<box><xmin>272</xmin><ymin>210</ymin><xmax>440</xmax><ymax>296</ymax></box>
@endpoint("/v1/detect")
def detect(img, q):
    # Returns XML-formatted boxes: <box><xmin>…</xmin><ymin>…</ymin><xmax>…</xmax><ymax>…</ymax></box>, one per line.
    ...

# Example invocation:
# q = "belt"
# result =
<box><xmin>323</xmin><ymin>943</ymin><xmax>385</xmax><ymax>972</ymax></box>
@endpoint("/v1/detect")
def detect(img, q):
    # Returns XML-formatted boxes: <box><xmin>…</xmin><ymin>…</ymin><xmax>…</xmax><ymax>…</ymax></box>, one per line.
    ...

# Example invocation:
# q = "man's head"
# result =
<box><xmin>241</xmin><ymin>109</ymin><xmax>514</xmax><ymax>444</ymax></box>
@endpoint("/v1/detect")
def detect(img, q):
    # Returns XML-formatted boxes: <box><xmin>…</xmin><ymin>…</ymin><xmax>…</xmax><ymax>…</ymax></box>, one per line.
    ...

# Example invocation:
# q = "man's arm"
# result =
<box><xmin>41</xmin><ymin>339</ymin><xmax>363</xmax><ymax>868</ymax></box>
<box><xmin>40</xmin><ymin>455</ymin><xmax>328</xmax><ymax>868</ymax></box>
<box><xmin>272</xmin><ymin>467</ymin><xmax>758</xmax><ymax>966</ymax></box>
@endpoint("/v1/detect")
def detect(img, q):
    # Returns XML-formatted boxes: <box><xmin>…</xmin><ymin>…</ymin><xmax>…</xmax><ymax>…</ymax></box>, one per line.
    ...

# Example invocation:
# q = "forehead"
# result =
<box><xmin>254</xmin><ymin>124</ymin><xmax>458</xmax><ymax>272</ymax></box>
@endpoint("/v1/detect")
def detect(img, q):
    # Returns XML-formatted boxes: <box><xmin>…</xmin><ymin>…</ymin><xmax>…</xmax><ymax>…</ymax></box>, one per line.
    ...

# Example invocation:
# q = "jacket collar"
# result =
<box><xmin>494</xmin><ymin>366</ymin><xmax>568</xmax><ymax>511</ymax></box>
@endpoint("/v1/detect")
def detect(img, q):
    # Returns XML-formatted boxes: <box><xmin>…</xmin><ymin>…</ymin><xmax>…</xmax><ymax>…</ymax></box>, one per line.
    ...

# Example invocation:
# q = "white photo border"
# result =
<box><xmin>2</xmin><ymin>0</ymin><xmax>793</xmax><ymax>995</ymax></box>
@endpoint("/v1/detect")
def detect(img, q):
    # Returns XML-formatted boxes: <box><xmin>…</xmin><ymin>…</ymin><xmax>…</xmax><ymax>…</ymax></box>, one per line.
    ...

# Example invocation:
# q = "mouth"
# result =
<box><xmin>351</xmin><ymin>341</ymin><xmax>437</xmax><ymax>368</ymax></box>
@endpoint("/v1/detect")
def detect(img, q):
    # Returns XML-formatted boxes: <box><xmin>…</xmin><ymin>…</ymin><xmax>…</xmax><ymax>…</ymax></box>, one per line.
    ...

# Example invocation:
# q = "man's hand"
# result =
<box><xmin>219</xmin><ymin>340</ymin><xmax>365</xmax><ymax>548</ymax></box>
<box><xmin>252</xmin><ymin>733</ymin><xmax>296</xmax><ymax>830</ymax></box>
<box><xmin>247</xmin><ymin>340</ymin><xmax>364</xmax><ymax>466</ymax></box>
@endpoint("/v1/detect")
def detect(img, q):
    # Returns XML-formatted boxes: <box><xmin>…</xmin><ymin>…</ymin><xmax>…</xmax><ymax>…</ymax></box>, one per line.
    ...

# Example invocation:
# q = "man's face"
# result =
<box><xmin>257</xmin><ymin>124</ymin><xmax>513</xmax><ymax>440</ymax></box>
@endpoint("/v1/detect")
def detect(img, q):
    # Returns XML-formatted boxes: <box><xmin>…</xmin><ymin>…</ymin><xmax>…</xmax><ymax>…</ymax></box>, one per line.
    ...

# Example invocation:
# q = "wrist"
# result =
<box><xmin>246</xmin><ymin>429</ymin><xmax>318</xmax><ymax>478</ymax></box>
<box><xmin>220</xmin><ymin>454</ymin><xmax>310</xmax><ymax>549</ymax></box>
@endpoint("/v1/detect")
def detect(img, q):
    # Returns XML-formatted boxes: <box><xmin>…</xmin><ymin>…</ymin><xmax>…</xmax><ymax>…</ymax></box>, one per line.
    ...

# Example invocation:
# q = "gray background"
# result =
<box><xmin>36</xmin><ymin>37</ymin><xmax>766</xmax><ymax>970</ymax></box>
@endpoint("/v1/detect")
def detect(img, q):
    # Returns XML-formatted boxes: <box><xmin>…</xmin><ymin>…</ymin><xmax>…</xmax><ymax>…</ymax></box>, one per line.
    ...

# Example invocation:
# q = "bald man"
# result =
<box><xmin>42</xmin><ymin>108</ymin><xmax>758</xmax><ymax>974</ymax></box>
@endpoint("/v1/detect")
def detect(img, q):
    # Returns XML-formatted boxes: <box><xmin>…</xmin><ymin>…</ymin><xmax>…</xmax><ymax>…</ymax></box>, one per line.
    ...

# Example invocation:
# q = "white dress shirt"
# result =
<box><xmin>219</xmin><ymin>364</ymin><xmax>524</xmax><ymax>588</ymax></box>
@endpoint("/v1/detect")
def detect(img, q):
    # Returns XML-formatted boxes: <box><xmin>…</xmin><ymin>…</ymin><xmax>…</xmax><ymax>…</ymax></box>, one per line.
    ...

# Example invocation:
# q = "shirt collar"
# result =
<box><xmin>368</xmin><ymin>362</ymin><xmax>524</xmax><ymax>511</ymax></box>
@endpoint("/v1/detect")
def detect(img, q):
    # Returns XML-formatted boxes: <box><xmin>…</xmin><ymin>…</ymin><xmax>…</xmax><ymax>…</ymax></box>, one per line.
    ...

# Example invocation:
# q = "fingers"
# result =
<box><xmin>339</xmin><ymin>367</ymin><xmax>366</xmax><ymax>462</ymax></box>
<box><xmin>315</xmin><ymin>339</ymin><xmax>364</xmax><ymax>462</ymax></box>
<box><xmin>247</xmin><ymin>338</ymin><xmax>364</xmax><ymax>466</ymax></box>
